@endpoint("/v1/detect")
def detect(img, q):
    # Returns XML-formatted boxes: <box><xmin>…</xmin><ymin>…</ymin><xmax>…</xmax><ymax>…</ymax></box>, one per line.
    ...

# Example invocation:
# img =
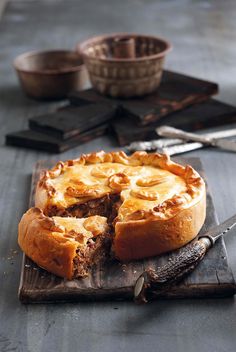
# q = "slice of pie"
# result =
<box><xmin>27</xmin><ymin>151</ymin><xmax>206</xmax><ymax>267</ymax></box>
<box><xmin>18</xmin><ymin>207</ymin><xmax>110</xmax><ymax>279</ymax></box>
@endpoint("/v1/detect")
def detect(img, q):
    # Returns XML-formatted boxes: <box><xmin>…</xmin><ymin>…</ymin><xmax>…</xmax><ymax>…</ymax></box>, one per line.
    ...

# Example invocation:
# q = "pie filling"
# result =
<box><xmin>46</xmin><ymin>193</ymin><xmax>121</xmax><ymax>225</ymax></box>
<box><xmin>73</xmin><ymin>234</ymin><xmax>112</xmax><ymax>278</ymax></box>
<box><xmin>51</xmin><ymin>215</ymin><xmax>111</xmax><ymax>278</ymax></box>
<box><xmin>46</xmin><ymin>196</ymin><xmax>120</xmax><ymax>278</ymax></box>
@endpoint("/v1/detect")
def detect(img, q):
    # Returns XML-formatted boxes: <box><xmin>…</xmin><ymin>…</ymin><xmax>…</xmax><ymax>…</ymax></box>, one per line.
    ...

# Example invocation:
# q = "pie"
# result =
<box><xmin>18</xmin><ymin>208</ymin><xmax>110</xmax><ymax>279</ymax></box>
<box><xmin>18</xmin><ymin>151</ymin><xmax>206</xmax><ymax>279</ymax></box>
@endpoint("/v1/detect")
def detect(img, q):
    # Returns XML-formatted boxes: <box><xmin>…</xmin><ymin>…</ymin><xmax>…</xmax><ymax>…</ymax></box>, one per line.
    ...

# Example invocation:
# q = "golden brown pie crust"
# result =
<box><xmin>18</xmin><ymin>207</ymin><xmax>109</xmax><ymax>279</ymax></box>
<box><xmin>18</xmin><ymin>151</ymin><xmax>206</xmax><ymax>278</ymax></box>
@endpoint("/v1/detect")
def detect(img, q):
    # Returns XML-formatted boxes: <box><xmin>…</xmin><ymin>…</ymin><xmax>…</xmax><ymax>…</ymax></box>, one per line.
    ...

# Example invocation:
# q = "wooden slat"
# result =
<box><xmin>112</xmin><ymin>99</ymin><xmax>236</xmax><ymax>146</ymax></box>
<box><xmin>5</xmin><ymin>124</ymin><xmax>108</xmax><ymax>154</ymax></box>
<box><xmin>68</xmin><ymin>70</ymin><xmax>218</xmax><ymax>126</ymax></box>
<box><xmin>29</xmin><ymin>104</ymin><xmax>116</xmax><ymax>140</ymax></box>
<box><xmin>18</xmin><ymin>157</ymin><xmax>236</xmax><ymax>303</ymax></box>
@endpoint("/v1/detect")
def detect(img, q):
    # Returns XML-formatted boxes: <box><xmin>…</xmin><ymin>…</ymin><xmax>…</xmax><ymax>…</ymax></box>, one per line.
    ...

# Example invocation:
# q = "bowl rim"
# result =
<box><xmin>77</xmin><ymin>32</ymin><xmax>172</xmax><ymax>63</ymax></box>
<box><xmin>13</xmin><ymin>49</ymin><xmax>85</xmax><ymax>75</ymax></box>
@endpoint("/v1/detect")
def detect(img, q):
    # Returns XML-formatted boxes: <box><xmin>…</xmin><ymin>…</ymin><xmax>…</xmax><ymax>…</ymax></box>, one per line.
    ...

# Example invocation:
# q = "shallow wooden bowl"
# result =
<box><xmin>13</xmin><ymin>50</ymin><xmax>88</xmax><ymax>100</ymax></box>
<box><xmin>77</xmin><ymin>33</ymin><xmax>172</xmax><ymax>98</ymax></box>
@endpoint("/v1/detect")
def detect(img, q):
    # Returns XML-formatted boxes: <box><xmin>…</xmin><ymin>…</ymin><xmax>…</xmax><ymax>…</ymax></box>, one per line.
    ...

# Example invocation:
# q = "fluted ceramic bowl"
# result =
<box><xmin>77</xmin><ymin>33</ymin><xmax>172</xmax><ymax>98</ymax></box>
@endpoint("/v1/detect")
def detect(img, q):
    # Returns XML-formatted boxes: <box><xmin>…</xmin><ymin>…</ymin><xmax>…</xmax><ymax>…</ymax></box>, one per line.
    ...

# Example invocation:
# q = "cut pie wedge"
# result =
<box><xmin>18</xmin><ymin>208</ymin><xmax>110</xmax><ymax>279</ymax></box>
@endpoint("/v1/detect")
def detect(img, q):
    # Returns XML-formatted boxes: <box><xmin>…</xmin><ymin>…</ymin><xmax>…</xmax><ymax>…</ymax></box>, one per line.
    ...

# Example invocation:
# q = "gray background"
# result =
<box><xmin>0</xmin><ymin>1</ymin><xmax>236</xmax><ymax>351</ymax></box>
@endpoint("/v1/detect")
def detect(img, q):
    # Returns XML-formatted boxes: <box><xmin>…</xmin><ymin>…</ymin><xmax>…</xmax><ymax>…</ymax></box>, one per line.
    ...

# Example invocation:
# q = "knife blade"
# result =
<box><xmin>125</xmin><ymin>128</ymin><xmax>236</xmax><ymax>154</ymax></box>
<box><xmin>162</xmin><ymin>142</ymin><xmax>204</xmax><ymax>155</ymax></box>
<box><xmin>125</xmin><ymin>138</ymin><xmax>184</xmax><ymax>152</ymax></box>
<box><xmin>156</xmin><ymin>126</ymin><xmax>236</xmax><ymax>153</ymax></box>
<box><xmin>134</xmin><ymin>214</ymin><xmax>236</xmax><ymax>304</ymax></box>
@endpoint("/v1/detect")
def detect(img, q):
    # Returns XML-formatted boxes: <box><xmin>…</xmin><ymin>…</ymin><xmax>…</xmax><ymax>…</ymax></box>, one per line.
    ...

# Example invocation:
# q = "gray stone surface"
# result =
<box><xmin>0</xmin><ymin>1</ymin><xmax>236</xmax><ymax>351</ymax></box>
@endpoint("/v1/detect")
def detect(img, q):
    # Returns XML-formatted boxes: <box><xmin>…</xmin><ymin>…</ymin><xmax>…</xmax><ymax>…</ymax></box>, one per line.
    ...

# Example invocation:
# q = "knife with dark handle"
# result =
<box><xmin>134</xmin><ymin>214</ymin><xmax>236</xmax><ymax>303</ymax></box>
<box><xmin>156</xmin><ymin>126</ymin><xmax>236</xmax><ymax>152</ymax></box>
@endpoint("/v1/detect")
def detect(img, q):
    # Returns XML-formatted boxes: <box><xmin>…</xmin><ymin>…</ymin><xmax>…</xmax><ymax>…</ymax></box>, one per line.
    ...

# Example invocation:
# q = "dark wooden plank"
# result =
<box><xmin>29</xmin><ymin>103</ymin><xmax>117</xmax><ymax>140</ymax></box>
<box><xmin>68</xmin><ymin>70</ymin><xmax>218</xmax><ymax>126</ymax></box>
<box><xmin>18</xmin><ymin>157</ymin><xmax>236</xmax><ymax>303</ymax></box>
<box><xmin>5</xmin><ymin>124</ymin><xmax>108</xmax><ymax>153</ymax></box>
<box><xmin>68</xmin><ymin>89</ymin><xmax>116</xmax><ymax>107</ymax></box>
<box><xmin>112</xmin><ymin>99</ymin><xmax>236</xmax><ymax>146</ymax></box>
<box><xmin>1</xmin><ymin>1</ymin><xmax>236</xmax><ymax>351</ymax></box>
<box><xmin>4</xmin><ymin>70</ymin><xmax>220</xmax><ymax>153</ymax></box>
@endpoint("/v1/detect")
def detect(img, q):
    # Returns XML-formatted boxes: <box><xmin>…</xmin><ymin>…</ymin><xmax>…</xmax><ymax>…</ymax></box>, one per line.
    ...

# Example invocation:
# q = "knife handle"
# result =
<box><xmin>134</xmin><ymin>237</ymin><xmax>211</xmax><ymax>303</ymax></box>
<box><xmin>156</xmin><ymin>126</ymin><xmax>212</xmax><ymax>144</ymax></box>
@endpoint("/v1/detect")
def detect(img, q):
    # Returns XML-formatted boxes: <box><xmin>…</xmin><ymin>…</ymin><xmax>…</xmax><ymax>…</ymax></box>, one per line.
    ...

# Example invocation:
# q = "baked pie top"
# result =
<box><xmin>20</xmin><ymin>207</ymin><xmax>108</xmax><ymax>250</ymax></box>
<box><xmin>36</xmin><ymin>151</ymin><xmax>205</xmax><ymax>223</ymax></box>
<box><xmin>52</xmin><ymin>215</ymin><xmax>108</xmax><ymax>248</ymax></box>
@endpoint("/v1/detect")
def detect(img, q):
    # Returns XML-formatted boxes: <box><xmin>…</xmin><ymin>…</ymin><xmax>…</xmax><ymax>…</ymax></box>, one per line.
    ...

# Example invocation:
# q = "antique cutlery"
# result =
<box><xmin>156</xmin><ymin>126</ymin><xmax>236</xmax><ymax>153</ymax></box>
<box><xmin>134</xmin><ymin>214</ymin><xmax>236</xmax><ymax>303</ymax></box>
<box><xmin>126</xmin><ymin>127</ymin><xmax>236</xmax><ymax>155</ymax></box>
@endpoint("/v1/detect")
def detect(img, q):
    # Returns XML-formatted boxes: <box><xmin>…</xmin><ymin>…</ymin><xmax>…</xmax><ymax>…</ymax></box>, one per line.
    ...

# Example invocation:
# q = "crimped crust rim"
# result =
<box><xmin>37</xmin><ymin>151</ymin><xmax>205</xmax><ymax>221</ymax></box>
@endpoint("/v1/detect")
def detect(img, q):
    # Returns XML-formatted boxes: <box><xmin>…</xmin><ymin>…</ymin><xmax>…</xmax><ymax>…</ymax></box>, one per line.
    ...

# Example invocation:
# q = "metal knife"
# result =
<box><xmin>156</xmin><ymin>126</ymin><xmax>236</xmax><ymax>153</ymax></box>
<box><xmin>162</xmin><ymin>142</ymin><xmax>204</xmax><ymax>155</ymax></box>
<box><xmin>126</xmin><ymin>128</ymin><xmax>236</xmax><ymax>154</ymax></box>
<box><xmin>134</xmin><ymin>214</ymin><xmax>236</xmax><ymax>304</ymax></box>
<box><xmin>125</xmin><ymin>138</ymin><xmax>185</xmax><ymax>153</ymax></box>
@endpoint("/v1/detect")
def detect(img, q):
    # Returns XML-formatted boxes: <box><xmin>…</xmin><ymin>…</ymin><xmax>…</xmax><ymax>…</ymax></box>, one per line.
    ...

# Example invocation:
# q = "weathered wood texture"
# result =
<box><xmin>69</xmin><ymin>70</ymin><xmax>218</xmax><ymax>126</ymax></box>
<box><xmin>6</xmin><ymin>97</ymin><xmax>236</xmax><ymax>151</ymax></box>
<box><xmin>1</xmin><ymin>2</ymin><xmax>236</xmax><ymax>352</ymax></box>
<box><xmin>5</xmin><ymin>124</ymin><xmax>108</xmax><ymax>153</ymax></box>
<box><xmin>113</xmin><ymin>99</ymin><xmax>236</xmax><ymax>146</ymax></box>
<box><xmin>28</xmin><ymin>104</ymin><xmax>116</xmax><ymax>139</ymax></box>
<box><xmin>18</xmin><ymin>157</ymin><xmax>236</xmax><ymax>303</ymax></box>
<box><xmin>5</xmin><ymin>70</ymin><xmax>219</xmax><ymax>153</ymax></box>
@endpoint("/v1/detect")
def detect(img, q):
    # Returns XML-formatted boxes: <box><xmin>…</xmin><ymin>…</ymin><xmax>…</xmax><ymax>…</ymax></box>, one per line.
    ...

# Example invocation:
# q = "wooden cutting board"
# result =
<box><xmin>18</xmin><ymin>157</ymin><xmax>236</xmax><ymax>303</ymax></box>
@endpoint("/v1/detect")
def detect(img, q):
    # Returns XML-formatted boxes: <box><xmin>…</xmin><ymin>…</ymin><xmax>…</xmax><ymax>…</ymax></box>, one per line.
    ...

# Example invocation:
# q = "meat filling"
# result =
<box><xmin>46</xmin><ymin>195</ymin><xmax>122</xmax><ymax>278</ymax></box>
<box><xmin>47</xmin><ymin>194</ymin><xmax>121</xmax><ymax>225</ymax></box>
<box><xmin>73</xmin><ymin>233</ymin><xmax>112</xmax><ymax>278</ymax></box>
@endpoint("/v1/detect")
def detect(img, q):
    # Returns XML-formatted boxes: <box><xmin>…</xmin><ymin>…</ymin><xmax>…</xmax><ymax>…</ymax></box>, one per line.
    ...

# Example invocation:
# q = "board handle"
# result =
<box><xmin>134</xmin><ymin>238</ymin><xmax>211</xmax><ymax>303</ymax></box>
